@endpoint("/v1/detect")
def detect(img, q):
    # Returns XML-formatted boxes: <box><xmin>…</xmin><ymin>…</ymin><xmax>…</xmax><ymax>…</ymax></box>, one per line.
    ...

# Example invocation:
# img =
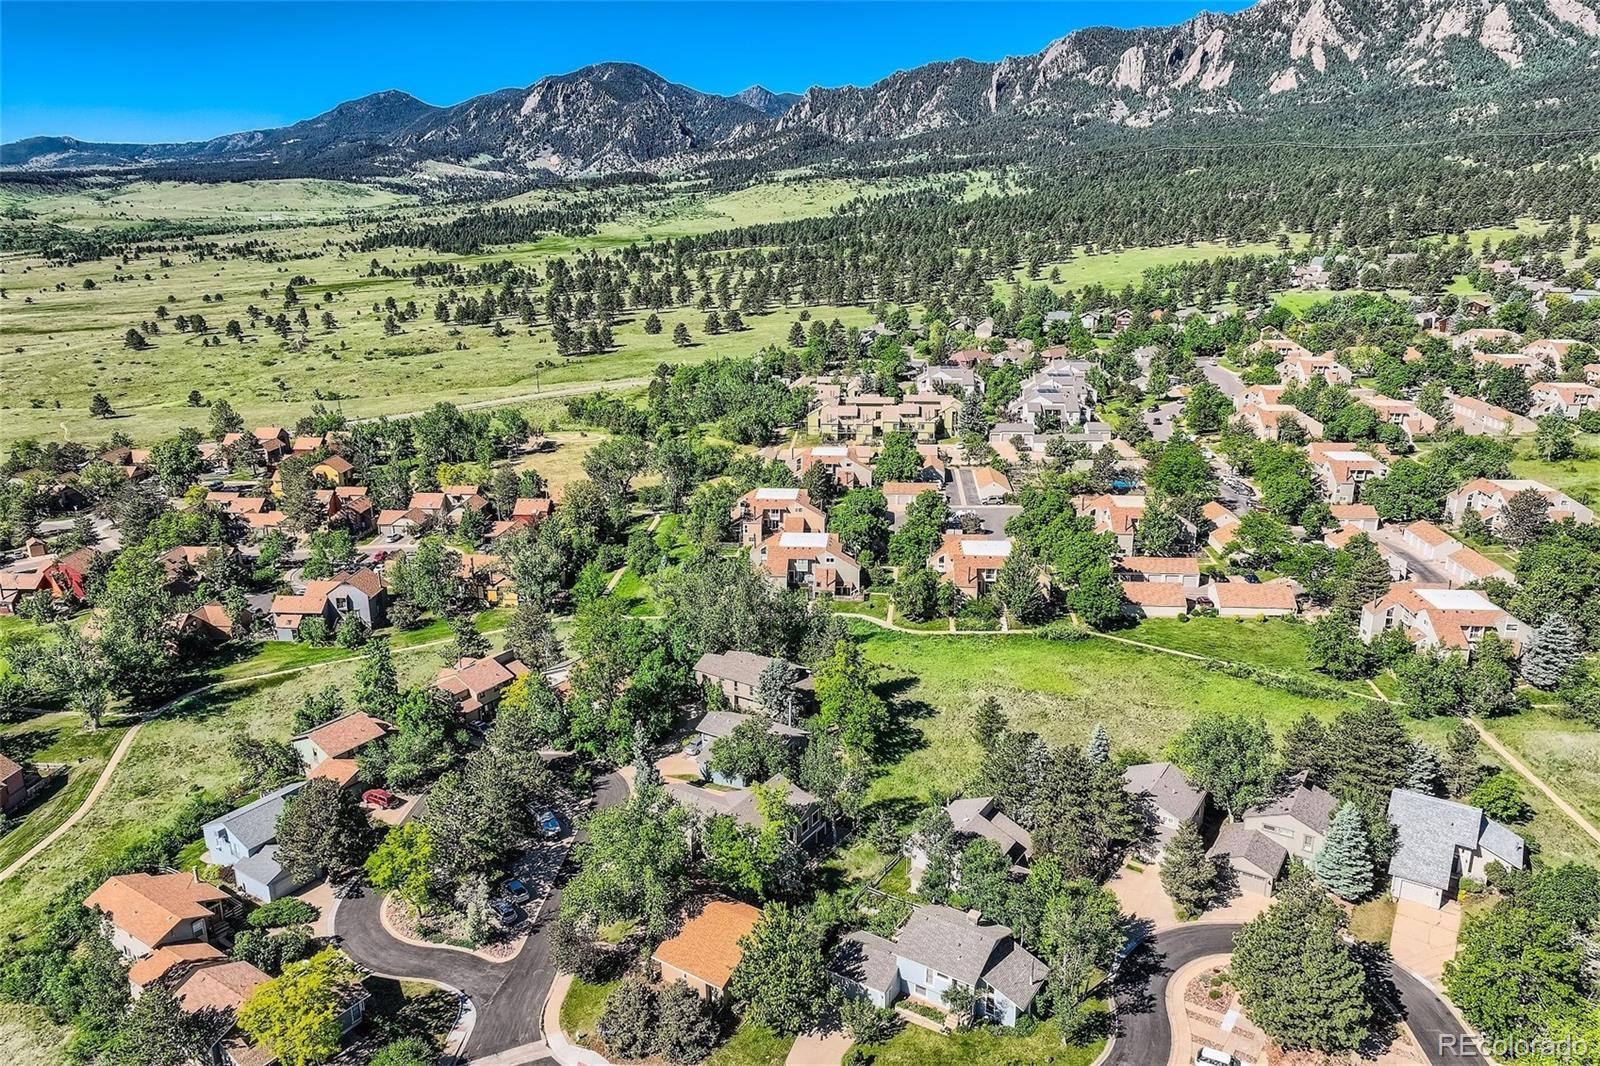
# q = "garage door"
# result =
<box><xmin>1237</xmin><ymin>871</ymin><xmax>1273</xmax><ymax>895</ymax></box>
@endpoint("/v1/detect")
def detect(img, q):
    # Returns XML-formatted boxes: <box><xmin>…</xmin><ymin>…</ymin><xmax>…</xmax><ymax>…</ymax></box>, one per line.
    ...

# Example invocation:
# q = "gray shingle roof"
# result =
<box><xmin>1245</xmin><ymin>782</ymin><xmax>1339</xmax><ymax>835</ymax></box>
<box><xmin>1123</xmin><ymin>762</ymin><xmax>1207</xmax><ymax>822</ymax></box>
<box><xmin>889</xmin><ymin>905</ymin><xmax>1045</xmax><ymax>1009</ymax></box>
<box><xmin>981</xmin><ymin>940</ymin><xmax>1049</xmax><ymax>1010</ymax></box>
<box><xmin>1207</xmin><ymin>824</ymin><xmax>1288</xmax><ymax>879</ymax></box>
<box><xmin>692</xmin><ymin>650</ymin><xmax>812</xmax><ymax>690</ymax></box>
<box><xmin>232</xmin><ymin>844</ymin><xmax>298</xmax><ymax>891</ymax></box>
<box><xmin>946</xmin><ymin>797</ymin><xmax>1032</xmax><ymax>861</ymax></box>
<box><xmin>694</xmin><ymin>711</ymin><xmax>808</xmax><ymax>742</ymax></box>
<box><xmin>833</xmin><ymin>930</ymin><xmax>899</xmax><ymax>997</ymax></box>
<box><xmin>204</xmin><ymin>782</ymin><xmax>304</xmax><ymax>853</ymax></box>
<box><xmin>1387</xmin><ymin>788</ymin><xmax>1526</xmax><ymax>891</ymax></box>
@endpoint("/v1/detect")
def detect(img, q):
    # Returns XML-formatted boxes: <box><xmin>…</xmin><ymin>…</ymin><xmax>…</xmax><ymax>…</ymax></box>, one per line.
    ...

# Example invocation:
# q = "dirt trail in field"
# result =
<box><xmin>1466</xmin><ymin>717</ymin><xmax>1600</xmax><ymax>849</ymax></box>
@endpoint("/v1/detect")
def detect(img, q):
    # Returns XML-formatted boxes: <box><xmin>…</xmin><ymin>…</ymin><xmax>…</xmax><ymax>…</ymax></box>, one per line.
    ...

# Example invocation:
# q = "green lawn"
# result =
<box><xmin>705</xmin><ymin>1022</ymin><xmax>794</xmax><ymax>1066</ymax></box>
<box><xmin>857</xmin><ymin>1017</ymin><xmax>1103</xmax><ymax>1066</ymax></box>
<box><xmin>0</xmin><ymin>713</ymin><xmax>129</xmax><ymax>874</ymax></box>
<box><xmin>852</xmin><ymin>627</ymin><xmax>1361</xmax><ymax>807</ymax></box>
<box><xmin>558</xmin><ymin>977</ymin><xmax>617</xmax><ymax>1050</ymax></box>
<box><xmin>1509</xmin><ymin>435</ymin><xmax>1600</xmax><ymax>504</ymax></box>
<box><xmin>0</xmin><ymin>639</ymin><xmax>454</xmax><ymax>937</ymax></box>
<box><xmin>1479</xmin><ymin>710</ymin><xmax>1600</xmax><ymax>831</ymax></box>
<box><xmin>1117</xmin><ymin>616</ymin><xmax>1367</xmax><ymax>695</ymax></box>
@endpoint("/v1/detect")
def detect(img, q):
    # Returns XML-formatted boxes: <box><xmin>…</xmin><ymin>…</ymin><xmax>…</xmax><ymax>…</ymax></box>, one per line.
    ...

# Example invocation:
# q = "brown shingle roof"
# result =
<box><xmin>173</xmin><ymin>960</ymin><xmax>270</xmax><ymax>1013</ymax></box>
<box><xmin>128</xmin><ymin>942</ymin><xmax>225</xmax><ymax>988</ymax></box>
<box><xmin>85</xmin><ymin>872</ymin><xmax>229</xmax><ymax>948</ymax></box>
<box><xmin>652</xmin><ymin>900</ymin><xmax>762</xmax><ymax>990</ymax></box>
<box><xmin>302</xmin><ymin>712</ymin><xmax>388</xmax><ymax>759</ymax></box>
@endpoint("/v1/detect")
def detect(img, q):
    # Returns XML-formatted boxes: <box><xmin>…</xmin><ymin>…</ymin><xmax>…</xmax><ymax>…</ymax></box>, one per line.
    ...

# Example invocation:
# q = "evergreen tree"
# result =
<box><xmin>1279</xmin><ymin>713</ymin><xmax>1330</xmax><ymax>786</ymax></box>
<box><xmin>1231</xmin><ymin>866</ymin><xmax>1373</xmax><ymax>1052</ymax></box>
<box><xmin>1522</xmin><ymin>614</ymin><xmax>1581</xmax><ymax>690</ymax></box>
<box><xmin>1160</xmin><ymin>819</ymin><xmax>1217</xmax><ymax>917</ymax></box>
<box><xmin>1085</xmin><ymin>722</ymin><xmax>1111</xmax><ymax>764</ymax></box>
<box><xmin>1500</xmin><ymin>488</ymin><xmax>1551</xmax><ymax>547</ymax></box>
<box><xmin>972</xmin><ymin>695</ymin><xmax>1007</xmax><ymax>752</ymax></box>
<box><xmin>1313</xmin><ymin>802</ymin><xmax>1374</xmax><ymax>900</ymax></box>
<box><xmin>354</xmin><ymin>636</ymin><xmax>400</xmax><ymax>716</ymax></box>
<box><xmin>1443</xmin><ymin>721</ymin><xmax>1483</xmax><ymax>799</ymax></box>
<box><xmin>1405</xmin><ymin>742</ymin><xmax>1444</xmax><ymax>795</ymax></box>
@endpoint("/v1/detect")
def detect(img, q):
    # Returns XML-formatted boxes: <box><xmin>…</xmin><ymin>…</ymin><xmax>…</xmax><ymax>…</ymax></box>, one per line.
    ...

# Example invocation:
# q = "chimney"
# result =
<box><xmin>965</xmin><ymin>908</ymin><xmax>982</xmax><ymax>925</ymax></box>
<box><xmin>25</xmin><ymin>537</ymin><xmax>47</xmax><ymax>557</ymax></box>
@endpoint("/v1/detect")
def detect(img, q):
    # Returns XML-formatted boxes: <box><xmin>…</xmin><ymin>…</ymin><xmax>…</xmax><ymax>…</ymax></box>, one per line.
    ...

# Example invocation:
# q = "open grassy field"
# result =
<box><xmin>0</xmin><ymin>712</ymin><xmax>130</xmax><ymax>874</ymax></box>
<box><xmin>1510</xmin><ymin>434</ymin><xmax>1600</xmax><ymax>504</ymax></box>
<box><xmin>852</xmin><ymin>626</ymin><xmax>1363</xmax><ymax>807</ymax></box>
<box><xmin>1116</xmin><ymin>616</ymin><xmax>1369</xmax><ymax>696</ymax></box>
<box><xmin>994</xmin><ymin>235</ymin><xmax>1305</xmax><ymax>298</ymax></box>
<box><xmin>0</xmin><ymin>178</ymin><xmax>417</xmax><ymax>228</ymax></box>
<box><xmin>0</xmin><ymin>632</ymin><xmax>486</xmax><ymax>937</ymax></box>
<box><xmin>1479</xmin><ymin>709</ymin><xmax>1600</xmax><ymax>832</ymax></box>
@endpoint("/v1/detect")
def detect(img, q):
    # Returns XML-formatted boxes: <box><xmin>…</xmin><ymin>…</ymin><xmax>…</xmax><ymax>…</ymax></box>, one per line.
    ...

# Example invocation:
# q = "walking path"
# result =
<box><xmin>1467</xmin><ymin>716</ymin><xmax>1600</xmax><ymax>849</ymax></box>
<box><xmin>0</xmin><ymin>720</ymin><xmax>143</xmax><ymax>882</ymax></box>
<box><xmin>0</xmin><ymin>629</ymin><xmax>467</xmax><ymax>884</ymax></box>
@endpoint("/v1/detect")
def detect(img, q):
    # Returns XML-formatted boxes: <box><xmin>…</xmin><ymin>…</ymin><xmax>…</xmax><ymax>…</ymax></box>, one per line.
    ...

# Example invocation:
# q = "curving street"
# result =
<box><xmin>1105</xmin><ymin>922</ymin><xmax>1478</xmax><ymax>1065</ymax></box>
<box><xmin>335</xmin><ymin>771</ymin><xmax>626</xmax><ymax>1061</ymax></box>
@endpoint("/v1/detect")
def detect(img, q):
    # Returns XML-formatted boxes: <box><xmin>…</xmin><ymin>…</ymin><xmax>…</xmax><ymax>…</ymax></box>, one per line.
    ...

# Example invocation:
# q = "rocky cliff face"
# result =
<box><xmin>6</xmin><ymin>0</ymin><xmax>1598</xmax><ymax>177</ymax></box>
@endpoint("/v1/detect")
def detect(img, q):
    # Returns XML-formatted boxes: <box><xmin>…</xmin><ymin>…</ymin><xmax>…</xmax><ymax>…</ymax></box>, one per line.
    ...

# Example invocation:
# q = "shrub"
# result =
<box><xmin>247</xmin><ymin>898</ymin><xmax>319</xmax><ymax>929</ymax></box>
<box><xmin>597</xmin><ymin>978</ymin><xmax>657</xmax><ymax>1060</ymax></box>
<box><xmin>840</xmin><ymin>997</ymin><xmax>900</xmax><ymax>1044</ymax></box>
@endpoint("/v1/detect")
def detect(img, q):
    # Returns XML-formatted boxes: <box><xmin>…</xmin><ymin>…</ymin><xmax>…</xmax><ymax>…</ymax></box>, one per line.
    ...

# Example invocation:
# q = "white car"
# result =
<box><xmin>1195</xmin><ymin>1049</ymin><xmax>1236</xmax><ymax>1066</ymax></box>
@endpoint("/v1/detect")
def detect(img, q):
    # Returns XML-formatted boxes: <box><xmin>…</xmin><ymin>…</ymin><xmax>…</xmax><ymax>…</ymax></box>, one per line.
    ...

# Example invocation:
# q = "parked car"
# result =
<box><xmin>502</xmin><ymin>878</ymin><xmax>532</xmax><ymax>904</ymax></box>
<box><xmin>490</xmin><ymin>899</ymin><xmax>519</xmax><ymax>926</ymax></box>
<box><xmin>1195</xmin><ymin>1050</ymin><xmax>1236</xmax><ymax>1066</ymax></box>
<box><xmin>537</xmin><ymin>810</ymin><xmax>563</xmax><ymax>839</ymax></box>
<box><xmin>362</xmin><ymin>788</ymin><xmax>398</xmax><ymax>810</ymax></box>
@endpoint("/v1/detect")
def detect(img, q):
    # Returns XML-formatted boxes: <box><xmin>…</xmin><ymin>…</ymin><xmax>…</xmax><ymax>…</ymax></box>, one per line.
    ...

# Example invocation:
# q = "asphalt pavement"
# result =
<box><xmin>1104</xmin><ymin>922</ymin><xmax>1478</xmax><ymax>1066</ymax></box>
<box><xmin>335</xmin><ymin>771</ymin><xmax>627</xmax><ymax>1059</ymax></box>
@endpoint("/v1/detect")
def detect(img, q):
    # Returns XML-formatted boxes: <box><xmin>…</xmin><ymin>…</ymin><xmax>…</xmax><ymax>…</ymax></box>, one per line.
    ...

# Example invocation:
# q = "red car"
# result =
<box><xmin>362</xmin><ymin>788</ymin><xmax>398</xmax><ymax>810</ymax></box>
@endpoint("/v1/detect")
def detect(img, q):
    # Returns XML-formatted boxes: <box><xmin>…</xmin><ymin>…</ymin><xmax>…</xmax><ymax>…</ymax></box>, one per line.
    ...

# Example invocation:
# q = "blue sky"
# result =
<box><xmin>1</xmin><ymin>1</ymin><xmax>1251</xmax><ymax>143</ymax></box>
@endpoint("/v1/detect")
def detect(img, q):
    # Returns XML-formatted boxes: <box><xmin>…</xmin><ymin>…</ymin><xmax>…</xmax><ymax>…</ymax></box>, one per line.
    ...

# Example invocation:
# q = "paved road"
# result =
<box><xmin>335</xmin><ymin>771</ymin><xmax>627</xmax><ymax>1058</ymax></box>
<box><xmin>1105</xmin><ymin>923</ymin><xmax>1477</xmax><ymax>1065</ymax></box>
<box><xmin>1200</xmin><ymin>358</ymin><xmax>1244</xmax><ymax>401</ymax></box>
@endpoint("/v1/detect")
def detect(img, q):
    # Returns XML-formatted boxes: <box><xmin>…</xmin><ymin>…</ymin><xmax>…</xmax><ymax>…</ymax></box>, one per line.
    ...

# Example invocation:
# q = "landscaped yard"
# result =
<box><xmin>0</xmin><ymin>713</ymin><xmax>130</xmax><ymax>873</ymax></box>
<box><xmin>705</xmin><ymin>1022</ymin><xmax>794</xmax><ymax>1066</ymax></box>
<box><xmin>856</xmin><ymin>1016</ymin><xmax>1103</xmax><ymax>1066</ymax></box>
<box><xmin>559</xmin><ymin>977</ymin><xmax>617</xmax><ymax>1050</ymax></box>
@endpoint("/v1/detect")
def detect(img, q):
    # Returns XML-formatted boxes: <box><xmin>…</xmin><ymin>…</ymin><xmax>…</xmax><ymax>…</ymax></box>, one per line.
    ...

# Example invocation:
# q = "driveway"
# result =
<box><xmin>1106</xmin><ymin>923</ymin><xmax>1479</xmax><ymax>1065</ymax></box>
<box><xmin>334</xmin><ymin>771</ymin><xmax>627</xmax><ymax>1059</ymax></box>
<box><xmin>1390</xmin><ymin>900</ymin><xmax>1461</xmax><ymax>983</ymax></box>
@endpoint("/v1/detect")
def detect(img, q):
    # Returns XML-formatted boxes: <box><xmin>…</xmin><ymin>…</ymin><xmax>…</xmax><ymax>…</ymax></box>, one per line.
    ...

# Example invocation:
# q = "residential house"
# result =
<box><xmin>270</xmin><ymin>568</ymin><xmax>385</xmax><ymax>640</ymax></box>
<box><xmin>927</xmin><ymin>533</ymin><xmax>1012</xmax><ymax>598</ymax></box>
<box><xmin>907</xmin><ymin>796</ymin><xmax>1032</xmax><ymax>892</ymax></box>
<box><xmin>668</xmin><ymin>774</ymin><xmax>831</xmax><ymax>850</ymax></box>
<box><xmin>1119</xmin><ymin>580</ymin><xmax>1192</xmax><ymax>619</ymax></box>
<box><xmin>1359</xmin><ymin>583</ymin><xmax>1526</xmax><ymax>653</ymax></box>
<box><xmin>1</xmin><ymin>753</ymin><xmax>25</xmax><ymax>815</ymax></box>
<box><xmin>1206</xmin><ymin>827</ymin><xmax>1288</xmax><ymax>896</ymax></box>
<box><xmin>752</xmin><ymin>531</ymin><xmax>863</xmax><ymax>598</ymax></box>
<box><xmin>1202</xmin><ymin>501</ymin><xmax>1240</xmax><ymax>555</ymax></box>
<box><xmin>1123</xmin><ymin>762</ymin><xmax>1207</xmax><ymax>859</ymax></box>
<box><xmin>200</xmin><ymin>783</ymin><xmax>307</xmax><ymax>901</ymax></box>
<box><xmin>291</xmin><ymin>711</ymin><xmax>389</xmax><ymax>783</ymax></box>
<box><xmin>1397</xmin><ymin>520</ymin><xmax>1514</xmax><ymax>585</ymax></box>
<box><xmin>970</xmin><ymin>467</ymin><xmax>1012</xmax><ymax>505</ymax></box>
<box><xmin>1246</xmin><ymin>335</ymin><xmax>1312</xmax><ymax>361</ymax></box>
<box><xmin>1240</xmin><ymin>403</ymin><xmax>1324</xmax><ymax>442</ymax></box>
<box><xmin>1449</xmin><ymin>396</ymin><xmax>1536</xmax><ymax>436</ymax></box>
<box><xmin>833</xmin><ymin>905</ymin><xmax>1048</xmax><ymax>1027</ymax></box>
<box><xmin>1238</xmin><ymin>780</ymin><xmax>1339</xmax><ymax>866</ymax></box>
<box><xmin>692</xmin><ymin>650</ymin><xmax>812</xmax><ymax>714</ymax></box>
<box><xmin>85</xmin><ymin>872</ymin><xmax>232</xmax><ymax>958</ymax></box>
<box><xmin>1387</xmin><ymin>789</ymin><xmax>1526</xmax><ymax>908</ymax></box>
<box><xmin>652</xmin><ymin>900</ymin><xmax>763</xmax><ymax>1002</ymax></box>
<box><xmin>1236</xmin><ymin>383</ymin><xmax>1287</xmax><ymax>411</ymax></box>
<box><xmin>1073</xmin><ymin>494</ymin><xmax>1148</xmax><ymax>553</ymax></box>
<box><xmin>0</xmin><ymin>543</ymin><xmax>94</xmax><ymax>613</ymax></box>
<box><xmin>511</xmin><ymin>497</ymin><xmax>555</xmax><ymax>527</ymax></box>
<box><xmin>1522</xmin><ymin>339</ymin><xmax>1584</xmax><ymax>367</ymax></box>
<box><xmin>691</xmin><ymin>711</ymin><xmax>809</xmax><ymax>786</ymax></box>
<box><xmin>1278</xmin><ymin>353</ymin><xmax>1352</xmax><ymax>386</ymax></box>
<box><xmin>1351</xmin><ymin>392</ymin><xmax>1438</xmax><ymax>439</ymax></box>
<box><xmin>434</xmin><ymin>649</ymin><xmax>530</xmax><ymax>722</ymax></box>
<box><xmin>1472</xmin><ymin>351</ymin><xmax>1544</xmax><ymax>379</ymax></box>
<box><xmin>1328</xmin><ymin>503</ymin><xmax>1380</xmax><ymax>532</ymax></box>
<box><xmin>1451</xmin><ymin>327</ymin><xmax>1519</xmax><ymax>351</ymax></box>
<box><xmin>310</xmin><ymin>455</ymin><xmax>354</xmax><ymax>486</ymax></box>
<box><xmin>916</xmin><ymin>366</ymin><xmax>981</xmax><ymax>395</ymax></box>
<box><xmin>1309</xmin><ymin>443</ymin><xmax>1388</xmax><ymax>504</ymax></box>
<box><xmin>761</xmin><ymin>445</ymin><xmax>876</xmax><ymax>488</ymax></box>
<box><xmin>882</xmin><ymin>481</ymin><xmax>940</xmax><ymax>527</ymax></box>
<box><xmin>457</xmin><ymin>551</ymin><xmax>516</xmax><ymax>606</ymax></box>
<box><xmin>127</xmin><ymin>942</ymin><xmax>227</xmax><ymax>994</ymax></box>
<box><xmin>377</xmin><ymin>507</ymin><xmax>431</xmax><ymax>539</ymax></box>
<box><xmin>1117</xmin><ymin>555</ymin><xmax>1202</xmax><ymax>589</ymax></box>
<box><xmin>1206</xmin><ymin>580</ymin><xmax>1298</xmax><ymax>618</ymax></box>
<box><xmin>729</xmin><ymin>488</ymin><xmax>827</xmax><ymax>548</ymax></box>
<box><xmin>1530</xmin><ymin>382</ymin><xmax>1600</xmax><ymax>419</ymax></box>
<box><xmin>1446</xmin><ymin>478</ymin><xmax>1596</xmax><ymax>530</ymax></box>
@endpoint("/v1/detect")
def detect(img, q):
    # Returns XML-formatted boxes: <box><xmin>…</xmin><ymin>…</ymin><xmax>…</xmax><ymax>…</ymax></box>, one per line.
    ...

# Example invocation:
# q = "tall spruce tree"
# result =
<box><xmin>1313</xmin><ymin>802</ymin><xmax>1374</xmax><ymax>901</ymax></box>
<box><xmin>1405</xmin><ymin>742</ymin><xmax>1445</xmax><ymax>795</ymax></box>
<box><xmin>1160</xmin><ymin>819</ymin><xmax>1217</xmax><ymax>917</ymax></box>
<box><xmin>1522</xmin><ymin>614</ymin><xmax>1581</xmax><ymax>690</ymax></box>
<box><xmin>1085</xmin><ymin>722</ymin><xmax>1111</xmax><ymax>764</ymax></box>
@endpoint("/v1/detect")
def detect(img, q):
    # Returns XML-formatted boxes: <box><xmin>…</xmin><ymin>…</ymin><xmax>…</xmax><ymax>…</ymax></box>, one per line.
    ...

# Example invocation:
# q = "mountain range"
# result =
<box><xmin>6</xmin><ymin>0</ymin><xmax>1600</xmax><ymax>179</ymax></box>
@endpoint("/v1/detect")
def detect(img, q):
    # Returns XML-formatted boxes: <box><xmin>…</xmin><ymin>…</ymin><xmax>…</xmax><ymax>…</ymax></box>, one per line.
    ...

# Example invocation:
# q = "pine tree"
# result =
<box><xmin>1085</xmin><ymin>722</ymin><xmax>1111</xmax><ymax>764</ymax></box>
<box><xmin>1443</xmin><ymin>721</ymin><xmax>1482</xmax><ymax>799</ymax></box>
<box><xmin>462</xmin><ymin>874</ymin><xmax>490</xmax><ymax>945</ymax></box>
<box><xmin>971</xmin><ymin>696</ymin><xmax>1006</xmax><ymax>752</ymax></box>
<box><xmin>1280</xmin><ymin>713</ymin><xmax>1330</xmax><ymax>786</ymax></box>
<box><xmin>1313</xmin><ymin>803</ymin><xmax>1374</xmax><ymax>900</ymax></box>
<box><xmin>1522</xmin><ymin>614</ymin><xmax>1580</xmax><ymax>690</ymax></box>
<box><xmin>1160</xmin><ymin>819</ymin><xmax>1217</xmax><ymax>917</ymax></box>
<box><xmin>1405</xmin><ymin>742</ymin><xmax>1444</xmax><ymax>795</ymax></box>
